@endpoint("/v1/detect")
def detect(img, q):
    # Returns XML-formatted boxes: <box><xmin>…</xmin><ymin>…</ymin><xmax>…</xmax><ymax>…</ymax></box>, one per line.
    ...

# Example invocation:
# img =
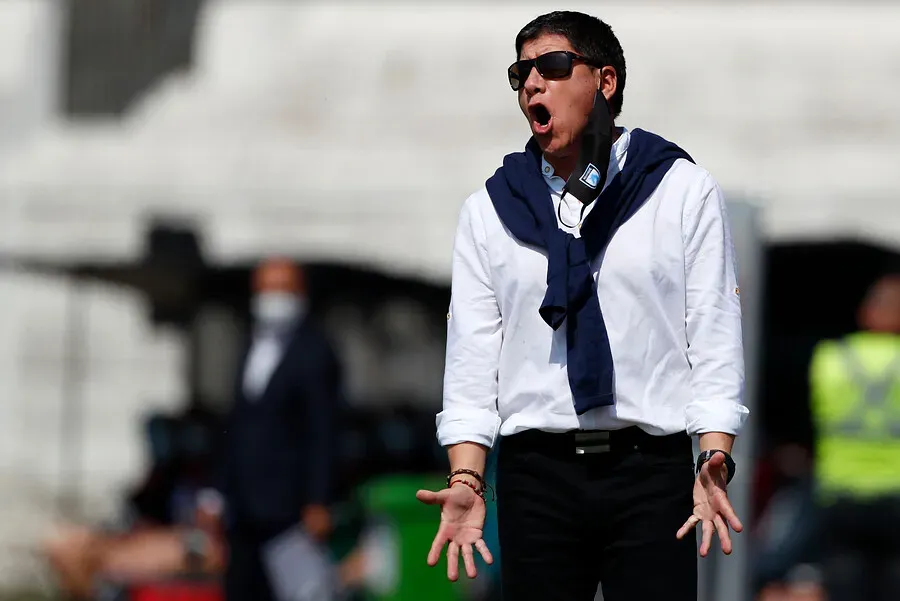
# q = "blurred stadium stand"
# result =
<box><xmin>2</xmin><ymin>2</ymin><xmax>900</xmax><ymax>275</ymax></box>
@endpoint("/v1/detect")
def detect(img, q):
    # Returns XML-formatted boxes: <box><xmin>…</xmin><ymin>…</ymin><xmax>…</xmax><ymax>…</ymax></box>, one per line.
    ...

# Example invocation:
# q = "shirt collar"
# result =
<box><xmin>541</xmin><ymin>127</ymin><xmax>631</xmax><ymax>194</ymax></box>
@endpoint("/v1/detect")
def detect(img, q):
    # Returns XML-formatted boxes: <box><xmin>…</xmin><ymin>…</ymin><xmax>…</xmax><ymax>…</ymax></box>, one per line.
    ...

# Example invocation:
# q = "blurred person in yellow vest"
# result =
<box><xmin>809</xmin><ymin>272</ymin><xmax>900</xmax><ymax>601</ymax></box>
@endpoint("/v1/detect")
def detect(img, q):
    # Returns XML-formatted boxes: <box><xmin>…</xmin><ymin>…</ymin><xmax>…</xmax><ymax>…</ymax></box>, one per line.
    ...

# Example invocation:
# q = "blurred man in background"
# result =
<box><xmin>200</xmin><ymin>258</ymin><xmax>344</xmax><ymax>601</ymax></box>
<box><xmin>808</xmin><ymin>273</ymin><xmax>900</xmax><ymax>601</ymax></box>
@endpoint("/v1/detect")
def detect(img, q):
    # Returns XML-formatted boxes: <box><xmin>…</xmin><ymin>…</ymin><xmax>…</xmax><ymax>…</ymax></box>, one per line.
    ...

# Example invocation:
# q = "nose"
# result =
<box><xmin>523</xmin><ymin>63</ymin><xmax>546</xmax><ymax>96</ymax></box>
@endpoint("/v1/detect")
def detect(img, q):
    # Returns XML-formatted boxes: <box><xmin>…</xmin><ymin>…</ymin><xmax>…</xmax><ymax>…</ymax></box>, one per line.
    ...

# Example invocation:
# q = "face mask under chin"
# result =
<box><xmin>252</xmin><ymin>292</ymin><xmax>306</xmax><ymax>325</ymax></box>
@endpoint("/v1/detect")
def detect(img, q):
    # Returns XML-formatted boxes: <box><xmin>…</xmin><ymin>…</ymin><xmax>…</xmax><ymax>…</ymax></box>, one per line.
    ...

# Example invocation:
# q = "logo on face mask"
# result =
<box><xmin>579</xmin><ymin>163</ymin><xmax>602</xmax><ymax>189</ymax></box>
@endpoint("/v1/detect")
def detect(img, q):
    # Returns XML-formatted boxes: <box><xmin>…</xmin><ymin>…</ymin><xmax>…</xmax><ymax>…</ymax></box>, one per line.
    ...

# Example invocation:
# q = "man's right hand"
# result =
<box><xmin>415</xmin><ymin>483</ymin><xmax>493</xmax><ymax>581</ymax></box>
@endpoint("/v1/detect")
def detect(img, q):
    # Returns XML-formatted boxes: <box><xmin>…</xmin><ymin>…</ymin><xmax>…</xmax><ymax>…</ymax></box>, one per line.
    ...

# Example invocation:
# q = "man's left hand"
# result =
<box><xmin>302</xmin><ymin>505</ymin><xmax>332</xmax><ymax>542</ymax></box>
<box><xmin>675</xmin><ymin>451</ymin><xmax>743</xmax><ymax>556</ymax></box>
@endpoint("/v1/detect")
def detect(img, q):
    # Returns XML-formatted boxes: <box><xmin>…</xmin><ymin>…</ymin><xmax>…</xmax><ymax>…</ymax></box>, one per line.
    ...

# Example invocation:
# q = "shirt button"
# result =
<box><xmin>544</xmin><ymin>166</ymin><xmax>551</xmax><ymax>174</ymax></box>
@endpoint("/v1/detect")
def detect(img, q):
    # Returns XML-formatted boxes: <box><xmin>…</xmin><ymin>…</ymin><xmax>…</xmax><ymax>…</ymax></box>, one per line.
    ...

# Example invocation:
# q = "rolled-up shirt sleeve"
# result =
<box><xmin>682</xmin><ymin>174</ymin><xmax>750</xmax><ymax>436</ymax></box>
<box><xmin>436</xmin><ymin>193</ymin><xmax>503</xmax><ymax>448</ymax></box>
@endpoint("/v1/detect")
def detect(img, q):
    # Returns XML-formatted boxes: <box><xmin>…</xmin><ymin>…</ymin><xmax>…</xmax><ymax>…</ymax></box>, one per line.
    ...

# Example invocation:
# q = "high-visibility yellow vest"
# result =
<box><xmin>809</xmin><ymin>332</ymin><xmax>900</xmax><ymax>501</ymax></box>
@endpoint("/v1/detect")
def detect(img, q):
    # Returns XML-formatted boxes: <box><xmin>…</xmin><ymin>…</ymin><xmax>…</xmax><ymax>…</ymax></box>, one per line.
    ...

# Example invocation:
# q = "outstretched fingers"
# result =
<box><xmin>676</xmin><ymin>514</ymin><xmax>700</xmax><ymax>539</ymax></box>
<box><xmin>475</xmin><ymin>539</ymin><xmax>494</xmax><ymax>564</ymax></box>
<box><xmin>714</xmin><ymin>515</ymin><xmax>733</xmax><ymax>555</ymax></box>
<box><xmin>715</xmin><ymin>494</ymin><xmax>744</xmax><ymax>532</ymax></box>
<box><xmin>427</xmin><ymin>526</ymin><xmax>447</xmax><ymax>567</ymax></box>
<box><xmin>461</xmin><ymin>543</ymin><xmax>477</xmax><ymax>579</ymax></box>
<box><xmin>699</xmin><ymin>520</ymin><xmax>714</xmax><ymax>557</ymax></box>
<box><xmin>447</xmin><ymin>542</ymin><xmax>460</xmax><ymax>581</ymax></box>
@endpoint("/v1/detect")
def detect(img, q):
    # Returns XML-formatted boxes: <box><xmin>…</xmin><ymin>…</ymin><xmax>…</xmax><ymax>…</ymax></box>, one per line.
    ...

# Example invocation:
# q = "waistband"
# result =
<box><xmin>499</xmin><ymin>427</ymin><xmax>692</xmax><ymax>457</ymax></box>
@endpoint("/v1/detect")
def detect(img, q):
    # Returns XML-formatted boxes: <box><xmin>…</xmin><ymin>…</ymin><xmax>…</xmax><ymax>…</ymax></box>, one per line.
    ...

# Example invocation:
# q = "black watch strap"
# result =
<box><xmin>696</xmin><ymin>449</ymin><xmax>736</xmax><ymax>484</ymax></box>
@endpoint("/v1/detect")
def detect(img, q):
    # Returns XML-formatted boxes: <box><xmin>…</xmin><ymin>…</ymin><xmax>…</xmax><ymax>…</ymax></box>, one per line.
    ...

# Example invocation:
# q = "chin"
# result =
<box><xmin>533</xmin><ymin>133</ymin><xmax>555</xmax><ymax>152</ymax></box>
<box><xmin>540</xmin><ymin>139</ymin><xmax>568</xmax><ymax>159</ymax></box>
<box><xmin>534</xmin><ymin>131</ymin><xmax>569</xmax><ymax>157</ymax></box>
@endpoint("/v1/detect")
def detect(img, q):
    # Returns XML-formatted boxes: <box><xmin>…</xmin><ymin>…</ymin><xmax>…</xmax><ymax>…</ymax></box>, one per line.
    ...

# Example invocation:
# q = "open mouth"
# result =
<box><xmin>529</xmin><ymin>103</ymin><xmax>552</xmax><ymax>134</ymax></box>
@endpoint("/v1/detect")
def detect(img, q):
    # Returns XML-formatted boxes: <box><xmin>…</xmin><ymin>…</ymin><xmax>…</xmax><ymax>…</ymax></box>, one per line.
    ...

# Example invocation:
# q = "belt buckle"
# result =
<box><xmin>574</xmin><ymin>431</ymin><xmax>611</xmax><ymax>454</ymax></box>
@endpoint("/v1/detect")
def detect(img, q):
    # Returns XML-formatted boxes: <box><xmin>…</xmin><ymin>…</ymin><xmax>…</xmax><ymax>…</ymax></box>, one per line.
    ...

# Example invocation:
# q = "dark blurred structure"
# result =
<box><xmin>42</xmin><ymin>401</ymin><xmax>226</xmax><ymax>600</ymax></box>
<box><xmin>144</xmin><ymin>222</ymin><xmax>206</xmax><ymax>325</ymax></box>
<box><xmin>752</xmin><ymin>240</ymin><xmax>900</xmax><ymax>597</ymax></box>
<box><xmin>129</xmin><ymin>401</ymin><xmax>223</xmax><ymax>528</ymax></box>
<box><xmin>64</xmin><ymin>0</ymin><xmax>204</xmax><ymax>116</ymax></box>
<box><xmin>760</xmin><ymin>241</ymin><xmax>900</xmax><ymax>451</ymax></box>
<box><xmin>13</xmin><ymin>218</ymin><xmax>453</xmax><ymax>504</ymax></box>
<box><xmin>25</xmin><ymin>219</ymin><xmax>456</xmax><ymax>599</ymax></box>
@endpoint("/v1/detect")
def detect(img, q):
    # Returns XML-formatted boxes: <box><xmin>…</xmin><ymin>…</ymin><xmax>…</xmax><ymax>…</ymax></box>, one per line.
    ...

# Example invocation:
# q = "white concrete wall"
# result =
<box><xmin>2</xmin><ymin>1</ymin><xmax>899</xmax><ymax>281</ymax></box>
<box><xmin>0</xmin><ymin>270</ymin><xmax>189</xmax><ymax>589</ymax></box>
<box><xmin>0</xmin><ymin>0</ymin><xmax>64</xmax><ymax>470</ymax></box>
<box><xmin>0</xmin><ymin>1</ymin><xmax>188</xmax><ymax>588</ymax></box>
<box><xmin>0</xmin><ymin>0</ymin><xmax>61</xmax><ymax>154</ymax></box>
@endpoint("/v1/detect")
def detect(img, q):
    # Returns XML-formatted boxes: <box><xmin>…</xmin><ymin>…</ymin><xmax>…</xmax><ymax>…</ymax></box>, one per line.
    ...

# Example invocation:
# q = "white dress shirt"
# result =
<box><xmin>436</xmin><ymin>128</ymin><xmax>749</xmax><ymax>448</ymax></box>
<box><xmin>243</xmin><ymin>326</ymin><xmax>291</xmax><ymax>400</ymax></box>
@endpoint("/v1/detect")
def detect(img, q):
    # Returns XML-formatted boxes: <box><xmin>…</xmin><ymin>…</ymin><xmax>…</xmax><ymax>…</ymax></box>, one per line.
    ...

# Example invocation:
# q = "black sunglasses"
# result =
<box><xmin>508</xmin><ymin>50</ymin><xmax>600</xmax><ymax>91</ymax></box>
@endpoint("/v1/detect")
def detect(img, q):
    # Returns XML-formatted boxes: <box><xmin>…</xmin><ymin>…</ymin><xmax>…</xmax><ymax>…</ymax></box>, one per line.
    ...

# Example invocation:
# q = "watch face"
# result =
<box><xmin>695</xmin><ymin>450</ymin><xmax>714</xmax><ymax>473</ymax></box>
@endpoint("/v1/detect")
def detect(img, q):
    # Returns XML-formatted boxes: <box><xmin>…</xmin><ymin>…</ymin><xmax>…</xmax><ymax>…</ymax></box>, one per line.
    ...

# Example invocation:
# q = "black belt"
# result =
<box><xmin>500</xmin><ymin>426</ymin><xmax>691</xmax><ymax>456</ymax></box>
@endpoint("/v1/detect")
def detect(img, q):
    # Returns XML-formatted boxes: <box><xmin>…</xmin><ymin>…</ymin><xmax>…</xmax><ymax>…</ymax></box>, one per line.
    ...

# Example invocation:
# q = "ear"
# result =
<box><xmin>599</xmin><ymin>65</ymin><xmax>617</xmax><ymax>103</ymax></box>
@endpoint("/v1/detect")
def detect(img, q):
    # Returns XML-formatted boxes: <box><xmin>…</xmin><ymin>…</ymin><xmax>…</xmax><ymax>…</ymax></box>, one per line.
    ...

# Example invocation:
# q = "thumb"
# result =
<box><xmin>706</xmin><ymin>451</ymin><xmax>726</xmax><ymax>468</ymax></box>
<box><xmin>703</xmin><ymin>451</ymin><xmax>728</xmax><ymax>479</ymax></box>
<box><xmin>416</xmin><ymin>489</ymin><xmax>448</xmax><ymax>505</ymax></box>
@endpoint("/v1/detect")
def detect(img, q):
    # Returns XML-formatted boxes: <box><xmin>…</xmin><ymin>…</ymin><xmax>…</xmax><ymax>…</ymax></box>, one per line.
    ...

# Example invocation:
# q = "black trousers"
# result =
<box><xmin>496</xmin><ymin>427</ymin><xmax>697</xmax><ymax>601</ymax></box>
<box><xmin>224</xmin><ymin>521</ymin><xmax>290</xmax><ymax>601</ymax></box>
<box><xmin>821</xmin><ymin>496</ymin><xmax>900</xmax><ymax>601</ymax></box>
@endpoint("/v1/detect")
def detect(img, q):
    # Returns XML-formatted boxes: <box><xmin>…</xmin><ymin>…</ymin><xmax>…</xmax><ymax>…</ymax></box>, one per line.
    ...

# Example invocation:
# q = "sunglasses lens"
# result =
<box><xmin>508</xmin><ymin>61</ymin><xmax>530</xmax><ymax>90</ymax></box>
<box><xmin>536</xmin><ymin>52</ymin><xmax>572</xmax><ymax>79</ymax></box>
<box><xmin>508</xmin><ymin>52</ymin><xmax>574</xmax><ymax>90</ymax></box>
<box><xmin>508</xmin><ymin>67</ymin><xmax>522</xmax><ymax>90</ymax></box>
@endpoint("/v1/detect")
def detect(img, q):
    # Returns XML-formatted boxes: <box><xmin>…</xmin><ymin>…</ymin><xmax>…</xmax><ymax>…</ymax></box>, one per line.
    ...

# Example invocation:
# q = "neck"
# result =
<box><xmin>547</xmin><ymin>156</ymin><xmax>576</xmax><ymax>181</ymax></box>
<box><xmin>544</xmin><ymin>125</ymin><xmax>621</xmax><ymax>181</ymax></box>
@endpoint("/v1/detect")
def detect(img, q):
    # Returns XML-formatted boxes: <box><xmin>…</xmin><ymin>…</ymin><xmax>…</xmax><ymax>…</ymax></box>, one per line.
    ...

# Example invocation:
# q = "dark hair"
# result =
<box><xmin>515</xmin><ymin>11</ymin><xmax>626</xmax><ymax>118</ymax></box>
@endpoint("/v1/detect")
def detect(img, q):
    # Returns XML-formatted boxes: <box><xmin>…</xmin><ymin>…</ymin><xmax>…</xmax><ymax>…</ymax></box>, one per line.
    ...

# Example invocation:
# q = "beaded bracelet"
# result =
<box><xmin>447</xmin><ymin>468</ymin><xmax>485</xmax><ymax>490</ymax></box>
<box><xmin>447</xmin><ymin>469</ymin><xmax>495</xmax><ymax>501</ymax></box>
<box><xmin>449</xmin><ymin>478</ymin><xmax>485</xmax><ymax>499</ymax></box>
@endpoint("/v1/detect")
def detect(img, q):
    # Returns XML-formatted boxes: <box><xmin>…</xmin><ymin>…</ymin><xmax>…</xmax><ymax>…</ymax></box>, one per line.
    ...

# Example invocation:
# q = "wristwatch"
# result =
<box><xmin>696</xmin><ymin>449</ymin><xmax>736</xmax><ymax>484</ymax></box>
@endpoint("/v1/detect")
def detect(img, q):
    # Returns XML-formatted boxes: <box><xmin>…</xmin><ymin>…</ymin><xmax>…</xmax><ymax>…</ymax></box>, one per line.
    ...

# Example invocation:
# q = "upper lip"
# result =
<box><xmin>527</xmin><ymin>100</ymin><xmax>551</xmax><ymax>125</ymax></box>
<box><xmin>527</xmin><ymin>100</ymin><xmax>547</xmax><ymax>114</ymax></box>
